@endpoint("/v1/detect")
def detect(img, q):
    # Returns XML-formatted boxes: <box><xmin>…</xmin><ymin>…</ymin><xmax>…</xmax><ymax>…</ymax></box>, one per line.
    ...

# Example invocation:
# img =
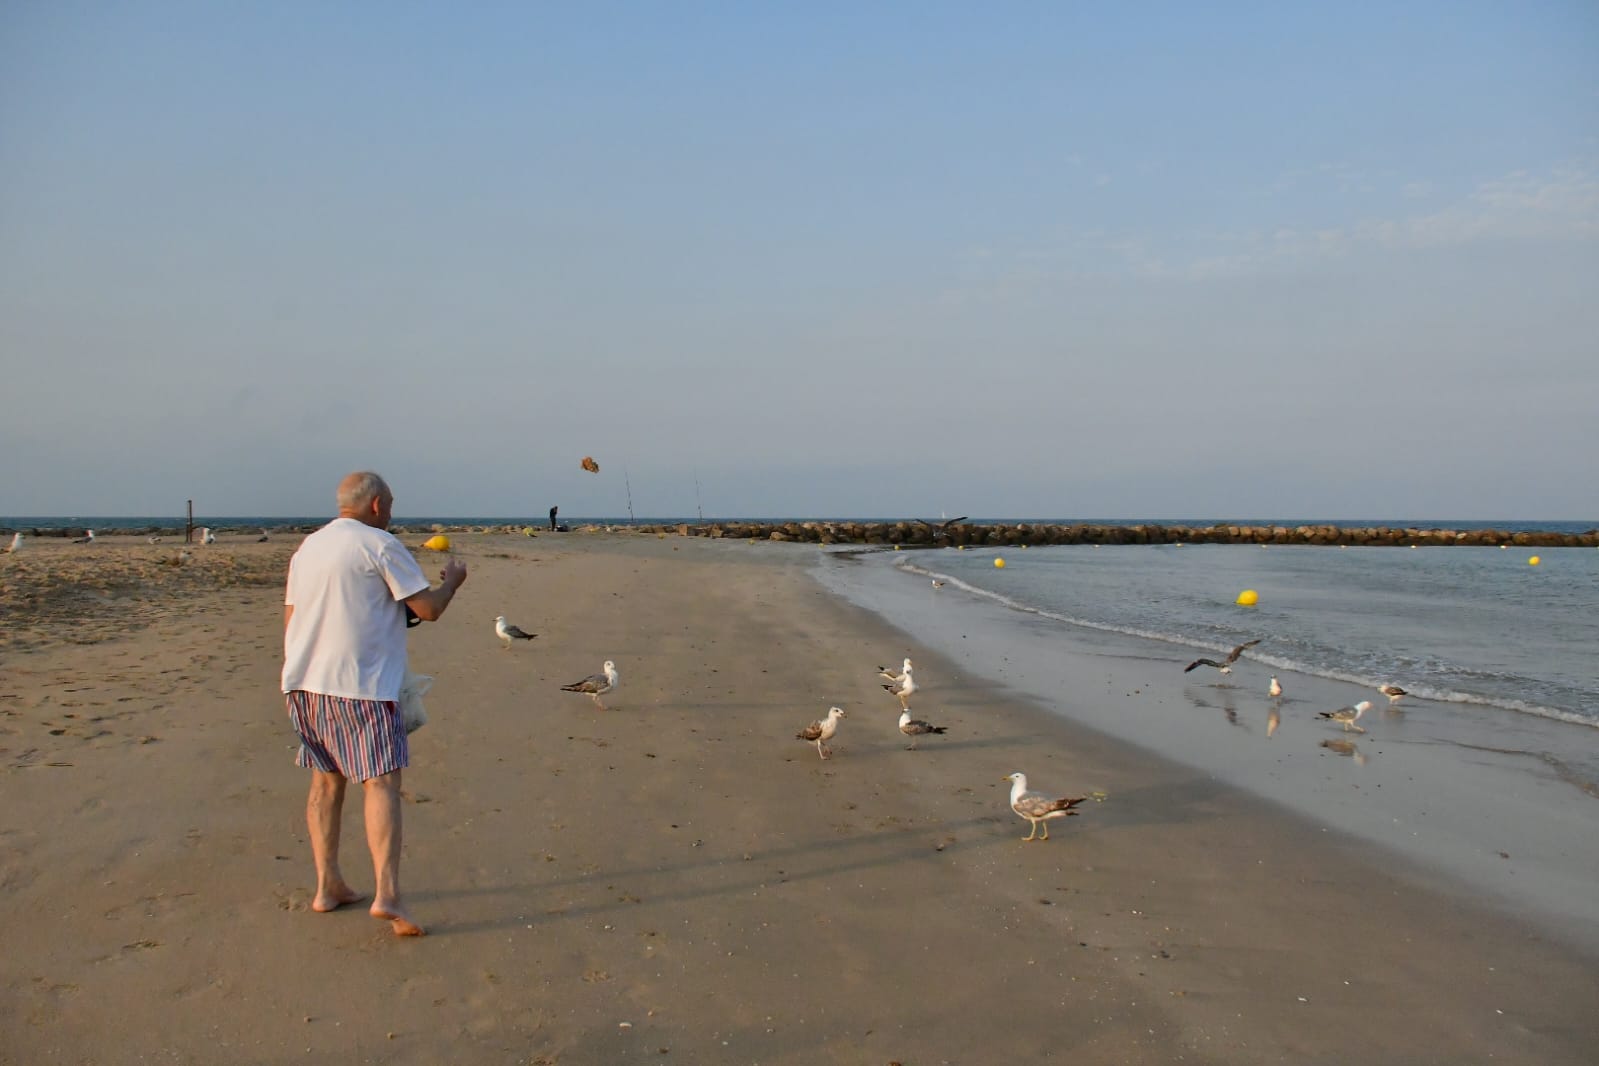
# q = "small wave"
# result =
<box><xmin>899</xmin><ymin>559</ymin><xmax>1599</xmax><ymax>732</ymax></box>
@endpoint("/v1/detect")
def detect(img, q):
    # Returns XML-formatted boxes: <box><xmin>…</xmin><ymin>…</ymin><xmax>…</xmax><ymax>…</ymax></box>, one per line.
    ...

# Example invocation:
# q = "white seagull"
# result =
<box><xmin>494</xmin><ymin>615</ymin><xmax>538</xmax><ymax>649</ymax></box>
<box><xmin>881</xmin><ymin>665</ymin><xmax>917</xmax><ymax>710</ymax></box>
<box><xmin>898</xmin><ymin>709</ymin><xmax>948</xmax><ymax>750</ymax></box>
<box><xmin>1268</xmin><ymin>676</ymin><xmax>1283</xmax><ymax>699</ymax></box>
<box><xmin>561</xmin><ymin>660</ymin><xmax>618</xmax><ymax>710</ymax></box>
<box><xmin>1183</xmin><ymin>639</ymin><xmax>1260</xmax><ymax>675</ymax></box>
<box><xmin>1317</xmin><ymin>700</ymin><xmax>1373</xmax><ymax>733</ymax></box>
<box><xmin>796</xmin><ymin>706</ymin><xmax>847</xmax><ymax>760</ymax></box>
<box><xmin>199</xmin><ymin>527</ymin><xmax>216</xmax><ymax>545</ymax></box>
<box><xmin>1003</xmin><ymin>772</ymin><xmax>1087</xmax><ymax>842</ymax></box>
<box><xmin>877</xmin><ymin>658</ymin><xmax>913</xmax><ymax>683</ymax></box>
<box><xmin>1378</xmin><ymin>683</ymin><xmax>1408</xmax><ymax>705</ymax></box>
<box><xmin>4</xmin><ymin>532</ymin><xmax>19</xmax><ymax>553</ymax></box>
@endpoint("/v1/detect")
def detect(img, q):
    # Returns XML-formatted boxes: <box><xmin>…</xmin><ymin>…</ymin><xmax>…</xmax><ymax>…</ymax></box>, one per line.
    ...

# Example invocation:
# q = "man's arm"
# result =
<box><xmin>405</xmin><ymin>557</ymin><xmax>468</xmax><ymax>622</ymax></box>
<box><xmin>285</xmin><ymin>604</ymin><xmax>294</xmax><ymax>630</ymax></box>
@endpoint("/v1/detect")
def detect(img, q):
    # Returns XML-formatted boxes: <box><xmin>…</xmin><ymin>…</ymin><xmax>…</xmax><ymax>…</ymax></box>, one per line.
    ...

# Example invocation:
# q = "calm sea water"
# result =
<box><xmin>899</xmin><ymin>543</ymin><xmax>1599</xmax><ymax>730</ymax></box>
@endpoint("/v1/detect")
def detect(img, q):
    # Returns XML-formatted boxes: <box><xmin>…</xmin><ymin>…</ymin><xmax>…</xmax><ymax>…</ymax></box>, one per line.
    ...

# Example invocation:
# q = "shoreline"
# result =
<box><xmin>3</xmin><ymin>532</ymin><xmax>1596</xmax><ymax>1063</ymax></box>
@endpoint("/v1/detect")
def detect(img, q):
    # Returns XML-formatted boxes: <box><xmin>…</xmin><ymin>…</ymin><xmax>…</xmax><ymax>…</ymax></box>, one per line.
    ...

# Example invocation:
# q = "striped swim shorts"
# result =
<box><xmin>285</xmin><ymin>690</ymin><xmax>408</xmax><ymax>782</ymax></box>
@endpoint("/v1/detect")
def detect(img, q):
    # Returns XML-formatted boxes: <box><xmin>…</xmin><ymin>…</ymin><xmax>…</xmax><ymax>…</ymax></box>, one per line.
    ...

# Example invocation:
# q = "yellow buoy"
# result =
<box><xmin>1236</xmin><ymin>589</ymin><xmax>1259</xmax><ymax>606</ymax></box>
<box><xmin>421</xmin><ymin>535</ymin><xmax>451</xmax><ymax>552</ymax></box>
<box><xmin>994</xmin><ymin>558</ymin><xmax>1006</xmax><ymax>569</ymax></box>
<box><xmin>1529</xmin><ymin>555</ymin><xmax>1541</xmax><ymax>566</ymax></box>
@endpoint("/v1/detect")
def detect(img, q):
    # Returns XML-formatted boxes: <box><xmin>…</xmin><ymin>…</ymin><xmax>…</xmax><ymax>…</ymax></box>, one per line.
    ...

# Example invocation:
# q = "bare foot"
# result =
<box><xmin>371</xmin><ymin>902</ymin><xmax>426</xmax><ymax>937</ymax></box>
<box><xmin>311</xmin><ymin>883</ymin><xmax>366</xmax><ymax>912</ymax></box>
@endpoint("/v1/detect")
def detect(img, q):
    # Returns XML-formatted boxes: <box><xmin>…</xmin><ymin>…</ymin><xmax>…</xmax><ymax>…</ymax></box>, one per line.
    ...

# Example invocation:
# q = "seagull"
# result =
<box><xmin>1268</xmin><ymin>676</ymin><xmax>1283</xmax><ymax>699</ymax></box>
<box><xmin>1003</xmin><ymin>772</ymin><xmax>1087</xmax><ymax>842</ymax></box>
<box><xmin>561</xmin><ymin>660</ymin><xmax>618</xmax><ymax>710</ymax></box>
<box><xmin>877</xmin><ymin>658</ymin><xmax>913</xmax><ymax>683</ymax></box>
<box><xmin>915</xmin><ymin>516</ymin><xmax>969</xmax><ymax>542</ymax></box>
<box><xmin>898</xmin><ymin>709</ymin><xmax>947</xmax><ymax>749</ymax></box>
<box><xmin>796</xmin><ymin>706</ymin><xmax>846</xmax><ymax>760</ymax></box>
<box><xmin>72</xmin><ymin>529</ymin><xmax>95</xmax><ymax>544</ymax></box>
<box><xmin>1182</xmin><ymin>639</ymin><xmax>1261</xmax><ymax>675</ymax></box>
<box><xmin>931</xmin><ymin>579</ymin><xmax>946</xmax><ymax>590</ymax></box>
<box><xmin>199</xmin><ymin>527</ymin><xmax>216</xmax><ymax>545</ymax></box>
<box><xmin>148</xmin><ymin>536</ymin><xmax>163</xmax><ymax>544</ymax></box>
<box><xmin>494</xmin><ymin>615</ymin><xmax>538</xmax><ymax>649</ymax></box>
<box><xmin>177</xmin><ymin>549</ymin><xmax>193</xmax><ymax>565</ymax></box>
<box><xmin>1317</xmin><ymin>700</ymin><xmax>1373</xmax><ymax>733</ymax></box>
<box><xmin>1378</xmin><ymin>684</ymin><xmax>1408</xmax><ymax>705</ymax></box>
<box><xmin>881</xmin><ymin>666</ymin><xmax>917</xmax><ymax>710</ymax></box>
<box><xmin>4</xmin><ymin>532</ymin><xmax>19</xmax><ymax>553</ymax></box>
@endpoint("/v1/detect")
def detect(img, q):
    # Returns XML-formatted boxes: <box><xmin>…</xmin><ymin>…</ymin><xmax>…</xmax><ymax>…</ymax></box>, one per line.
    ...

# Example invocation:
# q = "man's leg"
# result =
<box><xmin>364</xmin><ymin>769</ymin><xmax>424</xmax><ymax>936</ymax></box>
<box><xmin>306</xmin><ymin>769</ymin><xmax>363</xmax><ymax>911</ymax></box>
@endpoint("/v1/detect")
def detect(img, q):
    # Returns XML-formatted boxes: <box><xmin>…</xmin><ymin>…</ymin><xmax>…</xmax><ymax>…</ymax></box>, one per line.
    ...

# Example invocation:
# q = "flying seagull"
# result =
<box><xmin>796</xmin><ymin>706</ymin><xmax>846</xmax><ymax>760</ymax></box>
<box><xmin>898</xmin><ymin>709</ymin><xmax>948</xmax><ymax>749</ymax></box>
<box><xmin>494</xmin><ymin>615</ymin><xmax>538</xmax><ymax>649</ymax></box>
<box><xmin>915</xmin><ymin>516</ymin><xmax>969</xmax><ymax>542</ymax></box>
<box><xmin>1317</xmin><ymin>700</ymin><xmax>1373</xmax><ymax>733</ymax></box>
<box><xmin>1268</xmin><ymin>676</ymin><xmax>1283</xmax><ymax>699</ymax></box>
<box><xmin>72</xmin><ymin>529</ymin><xmax>95</xmax><ymax>544</ymax></box>
<box><xmin>1183</xmin><ymin>639</ymin><xmax>1261</xmax><ymax>675</ymax></box>
<box><xmin>881</xmin><ymin>666</ymin><xmax>917</xmax><ymax>710</ymax></box>
<box><xmin>877</xmin><ymin>658</ymin><xmax>913</xmax><ymax>683</ymax></box>
<box><xmin>1003</xmin><ymin>772</ymin><xmax>1087</xmax><ymax>842</ymax></box>
<box><xmin>1378</xmin><ymin>684</ymin><xmax>1408</xmax><ymax>704</ymax></box>
<box><xmin>561</xmin><ymin>660</ymin><xmax>618</xmax><ymax>710</ymax></box>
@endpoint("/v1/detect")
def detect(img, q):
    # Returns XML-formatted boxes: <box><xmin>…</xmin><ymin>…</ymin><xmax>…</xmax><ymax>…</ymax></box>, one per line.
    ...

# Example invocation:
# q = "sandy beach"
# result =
<box><xmin>3</xmin><ymin>531</ymin><xmax>1597</xmax><ymax>1065</ymax></box>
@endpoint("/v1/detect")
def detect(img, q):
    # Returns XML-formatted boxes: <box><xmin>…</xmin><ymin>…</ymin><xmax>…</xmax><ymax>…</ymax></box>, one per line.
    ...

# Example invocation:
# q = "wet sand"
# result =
<box><xmin>2</xmin><ymin>532</ymin><xmax>1596</xmax><ymax>1064</ymax></box>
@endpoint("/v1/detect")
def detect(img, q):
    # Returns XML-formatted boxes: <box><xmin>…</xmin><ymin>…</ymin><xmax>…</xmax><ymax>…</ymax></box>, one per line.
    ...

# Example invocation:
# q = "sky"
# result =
<box><xmin>2</xmin><ymin>2</ymin><xmax>1596</xmax><ymax>520</ymax></box>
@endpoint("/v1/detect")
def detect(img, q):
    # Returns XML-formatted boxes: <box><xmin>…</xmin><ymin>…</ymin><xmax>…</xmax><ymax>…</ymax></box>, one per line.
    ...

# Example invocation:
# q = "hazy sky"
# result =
<box><xmin>3</xmin><ymin>3</ymin><xmax>1596</xmax><ymax>519</ymax></box>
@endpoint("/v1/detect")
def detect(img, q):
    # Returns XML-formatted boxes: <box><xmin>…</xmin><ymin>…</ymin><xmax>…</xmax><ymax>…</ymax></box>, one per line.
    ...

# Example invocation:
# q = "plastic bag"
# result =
<box><xmin>399</xmin><ymin>671</ymin><xmax>434</xmax><ymax>735</ymax></box>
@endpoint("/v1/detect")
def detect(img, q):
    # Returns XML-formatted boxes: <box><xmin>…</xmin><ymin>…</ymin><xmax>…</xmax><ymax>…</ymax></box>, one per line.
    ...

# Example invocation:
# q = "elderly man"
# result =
<box><xmin>282</xmin><ymin>471</ymin><xmax>467</xmax><ymax>936</ymax></box>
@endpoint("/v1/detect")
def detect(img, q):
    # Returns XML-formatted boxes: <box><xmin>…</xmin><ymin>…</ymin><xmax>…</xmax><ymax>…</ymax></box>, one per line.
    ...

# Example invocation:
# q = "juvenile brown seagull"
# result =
<box><xmin>1317</xmin><ymin>700</ymin><xmax>1372</xmax><ymax>733</ymax></box>
<box><xmin>796</xmin><ymin>706</ymin><xmax>846</xmax><ymax>760</ymax></box>
<box><xmin>1003</xmin><ymin>772</ymin><xmax>1087</xmax><ymax>842</ymax></box>
<box><xmin>1183</xmin><ymin>639</ymin><xmax>1261</xmax><ymax>675</ymax></box>
<box><xmin>561</xmin><ymin>660</ymin><xmax>618</xmax><ymax>710</ymax></box>
<box><xmin>898</xmin><ymin>709</ymin><xmax>947</xmax><ymax>750</ymax></box>
<box><xmin>1378</xmin><ymin>683</ymin><xmax>1408</xmax><ymax>705</ymax></box>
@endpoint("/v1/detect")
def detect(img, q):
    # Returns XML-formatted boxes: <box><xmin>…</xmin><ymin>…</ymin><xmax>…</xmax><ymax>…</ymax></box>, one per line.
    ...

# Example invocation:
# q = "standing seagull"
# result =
<box><xmin>1317</xmin><ymin>700</ymin><xmax>1373</xmax><ymax>733</ymax></box>
<box><xmin>796</xmin><ymin>706</ymin><xmax>846</xmax><ymax>760</ymax></box>
<box><xmin>931</xmin><ymin>579</ymin><xmax>946</xmax><ymax>590</ymax></box>
<box><xmin>494</xmin><ymin>615</ymin><xmax>538</xmax><ymax>649</ymax></box>
<box><xmin>1378</xmin><ymin>683</ymin><xmax>1408</xmax><ymax>705</ymax></box>
<box><xmin>881</xmin><ymin>664</ymin><xmax>917</xmax><ymax>710</ymax></box>
<box><xmin>898</xmin><ymin>709</ymin><xmax>948</xmax><ymax>750</ymax></box>
<box><xmin>1268</xmin><ymin>676</ymin><xmax>1283</xmax><ymax>699</ymax></box>
<box><xmin>561</xmin><ymin>660</ymin><xmax>618</xmax><ymax>710</ymax></box>
<box><xmin>877</xmin><ymin>658</ymin><xmax>913</xmax><ymax>683</ymax></box>
<box><xmin>4</xmin><ymin>532</ymin><xmax>19</xmax><ymax>554</ymax></box>
<box><xmin>1183</xmin><ymin>639</ymin><xmax>1261</xmax><ymax>675</ymax></box>
<box><xmin>1003</xmin><ymin>772</ymin><xmax>1087</xmax><ymax>842</ymax></box>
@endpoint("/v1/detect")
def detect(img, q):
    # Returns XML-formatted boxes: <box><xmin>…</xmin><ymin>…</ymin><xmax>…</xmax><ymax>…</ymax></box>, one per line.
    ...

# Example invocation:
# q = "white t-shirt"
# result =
<box><xmin>281</xmin><ymin>518</ymin><xmax>431</xmax><ymax>700</ymax></box>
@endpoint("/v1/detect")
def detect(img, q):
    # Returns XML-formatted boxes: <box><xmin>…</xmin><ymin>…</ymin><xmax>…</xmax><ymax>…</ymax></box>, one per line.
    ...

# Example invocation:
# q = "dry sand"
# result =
<box><xmin>2</xmin><ymin>531</ymin><xmax>1596</xmax><ymax>1064</ymax></box>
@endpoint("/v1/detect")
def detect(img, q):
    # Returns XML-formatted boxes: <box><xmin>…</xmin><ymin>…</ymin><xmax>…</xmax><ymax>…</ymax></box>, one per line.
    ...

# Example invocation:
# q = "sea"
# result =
<box><xmin>809</xmin><ymin>531</ymin><xmax>1599</xmax><ymax>947</ymax></box>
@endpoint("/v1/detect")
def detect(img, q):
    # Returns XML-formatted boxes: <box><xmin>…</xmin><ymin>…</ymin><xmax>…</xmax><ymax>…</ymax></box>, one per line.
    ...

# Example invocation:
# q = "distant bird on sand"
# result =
<box><xmin>199</xmin><ymin>527</ymin><xmax>216</xmax><ymax>545</ymax></box>
<box><xmin>4</xmin><ymin>532</ymin><xmax>19</xmax><ymax>553</ymax></box>
<box><xmin>148</xmin><ymin>536</ymin><xmax>163</xmax><ymax>544</ymax></box>
<box><xmin>1003</xmin><ymin>772</ymin><xmax>1087</xmax><ymax>842</ymax></box>
<box><xmin>898</xmin><ymin>709</ymin><xmax>947</xmax><ymax>749</ymax></box>
<box><xmin>1378</xmin><ymin>683</ymin><xmax>1408</xmax><ymax>705</ymax></box>
<box><xmin>494</xmin><ymin>615</ymin><xmax>538</xmax><ymax>649</ymax></box>
<box><xmin>1183</xmin><ymin>639</ymin><xmax>1261</xmax><ymax>675</ymax></box>
<box><xmin>881</xmin><ymin>666</ymin><xmax>917</xmax><ymax>710</ymax></box>
<box><xmin>1268</xmin><ymin>676</ymin><xmax>1283</xmax><ymax>699</ymax></box>
<box><xmin>72</xmin><ymin>529</ymin><xmax>95</xmax><ymax>544</ymax></box>
<box><xmin>561</xmin><ymin>660</ymin><xmax>618</xmax><ymax>710</ymax></box>
<box><xmin>877</xmin><ymin>658</ymin><xmax>913</xmax><ymax>683</ymax></box>
<box><xmin>1317</xmin><ymin>700</ymin><xmax>1373</xmax><ymax>733</ymax></box>
<box><xmin>796</xmin><ymin>706</ymin><xmax>846</xmax><ymax>760</ymax></box>
<box><xmin>931</xmin><ymin>579</ymin><xmax>946</xmax><ymax>590</ymax></box>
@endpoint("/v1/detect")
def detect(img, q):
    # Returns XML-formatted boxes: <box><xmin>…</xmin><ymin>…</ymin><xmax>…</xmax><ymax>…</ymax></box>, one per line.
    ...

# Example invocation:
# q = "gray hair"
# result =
<box><xmin>336</xmin><ymin>471</ymin><xmax>391</xmax><ymax>511</ymax></box>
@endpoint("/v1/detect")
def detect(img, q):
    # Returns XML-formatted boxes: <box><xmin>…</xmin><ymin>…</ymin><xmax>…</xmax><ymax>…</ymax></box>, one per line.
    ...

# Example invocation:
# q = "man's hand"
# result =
<box><xmin>439</xmin><ymin>557</ymin><xmax>468</xmax><ymax>590</ymax></box>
